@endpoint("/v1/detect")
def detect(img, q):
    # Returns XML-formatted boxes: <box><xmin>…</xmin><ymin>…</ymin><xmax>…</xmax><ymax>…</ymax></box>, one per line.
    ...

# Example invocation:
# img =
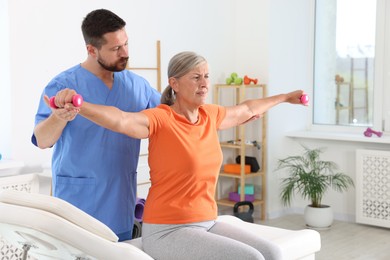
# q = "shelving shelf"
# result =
<box><xmin>217</xmin><ymin>198</ymin><xmax>264</xmax><ymax>207</ymax></box>
<box><xmin>214</xmin><ymin>83</ymin><xmax>267</xmax><ymax>220</ymax></box>
<box><xmin>218</xmin><ymin>172</ymin><xmax>264</xmax><ymax>178</ymax></box>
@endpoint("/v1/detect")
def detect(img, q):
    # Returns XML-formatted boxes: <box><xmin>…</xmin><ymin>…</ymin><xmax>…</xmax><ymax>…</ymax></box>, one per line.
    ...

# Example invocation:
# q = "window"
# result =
<box><xmin>312</xmin><ymin>0</ymin><xmax>389</xmax><ymax>132</ymax></box>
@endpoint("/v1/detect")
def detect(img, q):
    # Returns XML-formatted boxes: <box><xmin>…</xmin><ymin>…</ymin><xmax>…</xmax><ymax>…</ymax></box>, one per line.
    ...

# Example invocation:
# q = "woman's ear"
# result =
<box><xmin>169</xmin><ymin>77</ymin><xmax>179</xmax><ymax>93</ymax></box>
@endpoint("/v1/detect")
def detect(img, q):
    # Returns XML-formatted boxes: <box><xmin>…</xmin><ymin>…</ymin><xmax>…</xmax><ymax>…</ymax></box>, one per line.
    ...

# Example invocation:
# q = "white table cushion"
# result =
<box><xmin>127</xmin><ymin>215</ymin><xmax>321</xmax><ymax>260</ymax></box>
<box><xmin>0</xmin><ymin>202</ymin><xmax>153</xmax><ymax>259</ymax></box>
<box><xmin>217</xmin><ymin>215</ymin><xmax>321</xmax><ymax>260</ymax></box>
<box><xmin>0</xmin><ymin>189</ymin><xmax>118</xmax><ymax>242</ymax></box>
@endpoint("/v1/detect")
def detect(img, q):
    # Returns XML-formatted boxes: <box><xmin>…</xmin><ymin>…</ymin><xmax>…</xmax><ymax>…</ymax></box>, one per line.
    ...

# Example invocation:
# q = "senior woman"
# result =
<box><xmin>47</xmin><ymin>51</ymin><xmax>306</xmax><ymax>260</ymax></box>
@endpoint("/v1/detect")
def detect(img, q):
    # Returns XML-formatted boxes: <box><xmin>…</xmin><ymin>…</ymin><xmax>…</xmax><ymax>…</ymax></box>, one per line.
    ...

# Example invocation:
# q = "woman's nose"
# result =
<box><xmin>200</xmin><ymin>76</ymin><xmax>209</xmax><ymax>85</ymax></box>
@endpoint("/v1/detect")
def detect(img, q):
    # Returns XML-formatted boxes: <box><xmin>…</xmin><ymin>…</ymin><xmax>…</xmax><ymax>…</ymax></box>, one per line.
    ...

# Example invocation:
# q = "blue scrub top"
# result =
<box><xmin>32</xmin><ymin>64</ymin><xmax>161</xmax><ymax>240</ymax></box>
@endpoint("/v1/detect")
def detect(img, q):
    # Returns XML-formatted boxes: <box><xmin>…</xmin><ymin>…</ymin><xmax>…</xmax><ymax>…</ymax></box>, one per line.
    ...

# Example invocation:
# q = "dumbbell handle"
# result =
<box><xmin>300</xmin><ymin>94</ymin><xmax>309</xmax><ymax>105</ymax></box>
<box><xmin>49</xmin><ymin>94</ymin><xmax>83</xmax><ymax>109</ymax></box>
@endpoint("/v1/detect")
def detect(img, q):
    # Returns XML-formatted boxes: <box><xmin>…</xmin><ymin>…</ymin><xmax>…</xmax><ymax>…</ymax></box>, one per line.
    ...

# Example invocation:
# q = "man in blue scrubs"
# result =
<box><xmin>32</xmin><ymin>9</ymin><xmax>161</xmax><ymax>241</ymax></box>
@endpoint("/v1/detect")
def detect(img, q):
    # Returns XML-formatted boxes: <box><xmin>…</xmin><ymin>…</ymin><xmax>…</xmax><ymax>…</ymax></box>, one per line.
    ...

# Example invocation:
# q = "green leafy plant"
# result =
<box><xmin>276</xmin><ymin>146</ymin><xmax>354</xmax><ymax>208</ymax></box>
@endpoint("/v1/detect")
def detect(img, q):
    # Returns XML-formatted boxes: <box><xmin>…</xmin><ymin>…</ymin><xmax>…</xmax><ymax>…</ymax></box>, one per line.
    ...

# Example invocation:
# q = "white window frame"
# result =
<box><xmin>308</xmin><ymin>0</ymin><xmax>389</xmax><ymax>134</ymax></box>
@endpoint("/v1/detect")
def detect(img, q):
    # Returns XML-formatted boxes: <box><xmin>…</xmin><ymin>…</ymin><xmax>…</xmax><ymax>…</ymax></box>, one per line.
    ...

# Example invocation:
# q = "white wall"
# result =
<box><xmin>0</xmin><ymin>0</ymin><xmax>11</xmax><ymax>158</ymax></box>
<box><xmin>6</xmin><ymin>0</ymin><xmax>266</xmax><ymax>171</ymax></box>
<box><xmin>3</xmin><ymin>0</ymin><xmax>379</xmax><ymax>221</ymax></box>
<box><xmin>267</xmin><ymin>0</ymin><xmax>313</xmax><ymax>217</ymax></box>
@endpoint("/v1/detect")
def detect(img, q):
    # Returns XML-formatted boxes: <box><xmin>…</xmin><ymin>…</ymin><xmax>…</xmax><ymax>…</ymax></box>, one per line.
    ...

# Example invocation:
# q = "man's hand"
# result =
<box><xmin>43</xmin><ymin>90</ymin><xmax>80</xmax><ymax>122</ymax></box>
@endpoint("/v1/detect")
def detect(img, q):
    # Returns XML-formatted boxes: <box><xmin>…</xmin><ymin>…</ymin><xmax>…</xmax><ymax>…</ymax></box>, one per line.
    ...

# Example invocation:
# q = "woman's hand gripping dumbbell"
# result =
<box><xmin>300</xmin><ymin>94</ymin><xmax>309</xmax><ymax>106</ymax></box>
<box><xmin>49</xmin><ymin>94</ymin><xmax>83</xmax><ymax>109</ymax></box>
<box><xmin>44</xmin><ymin>89</ymin><xmax>83</xmax><ymax>122</ymax></box>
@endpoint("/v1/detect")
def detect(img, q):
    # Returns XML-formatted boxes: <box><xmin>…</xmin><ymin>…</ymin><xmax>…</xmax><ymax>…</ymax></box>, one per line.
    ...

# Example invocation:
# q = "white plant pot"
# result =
<box><xmin>304</xmin><ymin>204</ymin><xmax>333</xmax><ymax>229</ymax></box>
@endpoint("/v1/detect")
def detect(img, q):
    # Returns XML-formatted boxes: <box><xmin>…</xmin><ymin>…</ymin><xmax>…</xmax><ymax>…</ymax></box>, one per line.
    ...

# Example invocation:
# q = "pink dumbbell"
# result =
<box><xmin>300</xmin><ymin>94</ymin><xmax>309</xmax><ymax>105</ymax></box>
<box><xmin>49</xmin><ymin>94</ymin><xmax>83</xmax><ymax>109</ymax></box>
<box><xmin>363</xmin><ymin>127</ymin><xmax>382</xmax><ymax>138</ymax></box>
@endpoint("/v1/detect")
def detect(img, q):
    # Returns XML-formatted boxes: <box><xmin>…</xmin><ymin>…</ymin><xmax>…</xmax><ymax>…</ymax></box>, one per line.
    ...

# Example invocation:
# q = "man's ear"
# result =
<box><xmin>86</xmin><ymin>44</ymin><xmax>97</xmax><ymax>57</ymax></box>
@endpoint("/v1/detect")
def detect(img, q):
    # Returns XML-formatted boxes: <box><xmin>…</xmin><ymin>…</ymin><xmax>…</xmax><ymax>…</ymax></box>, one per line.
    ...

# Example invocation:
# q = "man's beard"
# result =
<box><xmin>97</xmin><ymin>57</ymin><xmax>129</xmax><ymax>72</ymax></box>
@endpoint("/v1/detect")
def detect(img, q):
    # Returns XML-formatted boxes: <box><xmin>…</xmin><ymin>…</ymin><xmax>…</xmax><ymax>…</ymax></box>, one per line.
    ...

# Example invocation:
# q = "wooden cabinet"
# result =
<box><xmin>214</xmin><ymin>84</ymin><xmax>267</xmax><ymax>220</ymax></box>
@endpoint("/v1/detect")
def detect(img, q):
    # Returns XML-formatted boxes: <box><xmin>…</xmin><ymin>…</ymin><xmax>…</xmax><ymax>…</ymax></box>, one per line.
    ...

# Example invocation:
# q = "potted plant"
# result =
<box><xmin>275</xmin><ymin>145</ymin><xmax>354</xmax><ymax>229</ymax></box>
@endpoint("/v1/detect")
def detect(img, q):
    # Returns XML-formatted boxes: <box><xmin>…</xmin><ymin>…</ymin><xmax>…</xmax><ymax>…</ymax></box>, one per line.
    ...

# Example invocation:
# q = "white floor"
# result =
<box><xmin>257</xmin><ymin>214</ymin><xmax>390</xmax><ymax>260</ymax></box>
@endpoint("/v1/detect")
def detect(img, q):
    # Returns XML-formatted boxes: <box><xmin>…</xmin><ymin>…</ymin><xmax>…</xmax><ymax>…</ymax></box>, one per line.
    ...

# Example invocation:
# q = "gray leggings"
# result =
<box><xmin>142</xmin><ymin>220</ymin><xmax>283</xmax><ymax>260</ymax></box>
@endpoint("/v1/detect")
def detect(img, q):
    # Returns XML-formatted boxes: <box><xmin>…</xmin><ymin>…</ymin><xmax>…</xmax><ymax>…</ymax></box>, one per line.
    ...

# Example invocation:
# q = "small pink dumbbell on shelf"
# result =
<box><xmin>363</xmin><ymin>127</ymin><xmax>383</xmax><ymax>138</ymax></box>
<box><xmin>300</xmin><ymin>94</ymin><xmax>309</xmax><ymax>105</ymax></box>
<box><xmin>49</xmin><ymin>94</ymin><xmax>83</xmax><ymax>109</ymax></box>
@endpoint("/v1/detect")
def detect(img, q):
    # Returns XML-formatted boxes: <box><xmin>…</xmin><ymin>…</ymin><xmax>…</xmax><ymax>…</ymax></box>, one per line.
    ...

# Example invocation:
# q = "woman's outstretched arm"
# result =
<box><xmin>219</xmin><ymin>90</ymin><xmax>306</xmax><ymax>130</ymax></box>
<box><xmin>79</xmin><ymin>101</ymin><xmax>150</xmax><ymax>139</ymax></box>
<box><xmin>44</xmin><ymin>89</ymin><xmax>150</xmax><ymax>139</ymax></box>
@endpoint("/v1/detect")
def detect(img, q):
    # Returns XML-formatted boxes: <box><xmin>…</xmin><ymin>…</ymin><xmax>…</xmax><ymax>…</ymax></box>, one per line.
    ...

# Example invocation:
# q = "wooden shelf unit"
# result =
<box><xmin>214</xmin><ymin>83</ymin><xmax>267</xmax><ymax>220</ymax></box>
<box><xmin>127</xmin><ymin>40</ymin><xmax>162</xmax><ymax>92</ymax></box>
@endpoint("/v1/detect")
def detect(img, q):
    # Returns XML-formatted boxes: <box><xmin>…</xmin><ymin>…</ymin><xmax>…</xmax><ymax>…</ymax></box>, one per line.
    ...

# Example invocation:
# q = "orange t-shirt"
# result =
<box><xmin>141</xmin><ymin>104</ymin><xmax>226</xmax><ymax>224</ymax></box>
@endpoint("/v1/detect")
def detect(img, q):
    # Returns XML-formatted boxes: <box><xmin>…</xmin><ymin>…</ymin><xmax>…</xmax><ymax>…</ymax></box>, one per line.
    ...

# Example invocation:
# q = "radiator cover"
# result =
<box><xmin>356</xmin><ymin>149</ymin><xmax>390</xmax><ymax>228</ymax></box>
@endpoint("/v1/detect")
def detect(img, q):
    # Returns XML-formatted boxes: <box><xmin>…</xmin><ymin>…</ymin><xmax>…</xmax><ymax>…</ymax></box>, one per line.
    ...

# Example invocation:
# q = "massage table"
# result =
<box><xmin>0</xmin><ymin>178</ymin><xmax>320</xmax><ymax>259</ymax></box>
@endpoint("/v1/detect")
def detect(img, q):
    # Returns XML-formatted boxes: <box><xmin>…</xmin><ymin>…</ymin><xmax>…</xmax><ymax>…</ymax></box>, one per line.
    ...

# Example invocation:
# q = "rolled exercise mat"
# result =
<box><xmin>228</xmin><ymin>192</ymin><xmax>255</xmax><ymax>202</ymax></box>
<box><xmin>223</xmin><ymin>164</ymin><xmax>251</xmax><ymax>174</ymax></box>
<box><xmin>135</xmin><ymin>198</ymin><xmax>146</xmax><ymax>222</ymax></box>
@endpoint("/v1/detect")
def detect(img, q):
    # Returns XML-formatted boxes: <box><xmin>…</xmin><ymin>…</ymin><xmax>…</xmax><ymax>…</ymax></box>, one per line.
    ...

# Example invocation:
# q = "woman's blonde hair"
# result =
<box><xmin>161</xmin><ymin>51</ymin><xmax>207</xmax><ymax>105</ymax></box>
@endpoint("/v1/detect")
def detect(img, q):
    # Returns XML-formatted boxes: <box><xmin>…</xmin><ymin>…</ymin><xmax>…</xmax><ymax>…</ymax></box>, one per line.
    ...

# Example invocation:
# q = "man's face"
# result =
<box><xmin>96</xmin><ymin>29</ymin><xmax>129</xmax><ymax>72</ymax></box>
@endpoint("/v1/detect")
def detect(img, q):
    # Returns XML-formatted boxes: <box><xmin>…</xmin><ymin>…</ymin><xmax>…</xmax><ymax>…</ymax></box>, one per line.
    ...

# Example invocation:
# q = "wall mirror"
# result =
<box><xmin>313</xmin><ymin>0</ymin><xmax>377</xmax><ymax>126</ymax></box>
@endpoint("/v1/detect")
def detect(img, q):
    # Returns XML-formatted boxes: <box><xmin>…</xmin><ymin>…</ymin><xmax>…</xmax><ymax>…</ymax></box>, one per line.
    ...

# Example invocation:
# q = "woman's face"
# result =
<box><xmin>173</xmin><ymin>62</ymin><xmax>209</xmax><ymax>108</ymax></box>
